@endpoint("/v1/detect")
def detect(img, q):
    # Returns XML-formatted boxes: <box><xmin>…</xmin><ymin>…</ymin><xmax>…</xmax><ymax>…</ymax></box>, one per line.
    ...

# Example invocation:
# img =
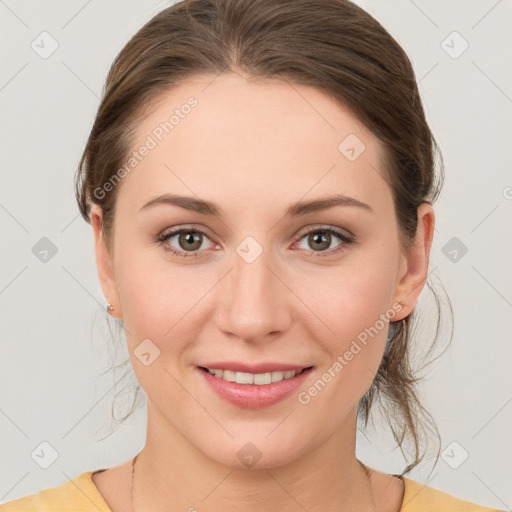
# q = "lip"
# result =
<box><xmin>199</xmin><ymin>361</ymin><xmax>310</xmax><ymax>373</ymax></box>
<box><xmin>197</xmin><ymin>365</ymin><xmax>314</xmax><ymax>409</ymax></box>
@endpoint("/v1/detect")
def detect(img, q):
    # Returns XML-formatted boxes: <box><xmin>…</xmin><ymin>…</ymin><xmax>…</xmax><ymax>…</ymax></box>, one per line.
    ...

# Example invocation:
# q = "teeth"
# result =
<box><xmin>205</xmin><ymin>368</ymin><xmax>303</xmax><ymax>385</ymax></box>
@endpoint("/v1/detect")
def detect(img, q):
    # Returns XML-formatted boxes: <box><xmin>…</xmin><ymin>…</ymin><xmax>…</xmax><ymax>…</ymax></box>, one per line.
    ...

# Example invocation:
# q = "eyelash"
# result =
<box><xmin>156</xmin><ymin>225</ymin><xmax>355</xmax><ymax>259</ymax></box>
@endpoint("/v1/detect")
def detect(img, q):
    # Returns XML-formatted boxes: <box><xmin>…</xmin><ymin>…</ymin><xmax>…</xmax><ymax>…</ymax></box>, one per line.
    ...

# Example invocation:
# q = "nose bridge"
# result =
<box><xmin>216</xmin><ymin>237</ymin><xmax>290</xmax><ymax>339</ymax></box>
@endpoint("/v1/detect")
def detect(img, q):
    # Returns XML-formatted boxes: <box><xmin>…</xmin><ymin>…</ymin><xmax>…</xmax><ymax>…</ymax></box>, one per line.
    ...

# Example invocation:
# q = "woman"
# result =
<box><xmin>0</xmin><ymin>0</ymin><xmax>504</xmax><ymax>510</ymax></box>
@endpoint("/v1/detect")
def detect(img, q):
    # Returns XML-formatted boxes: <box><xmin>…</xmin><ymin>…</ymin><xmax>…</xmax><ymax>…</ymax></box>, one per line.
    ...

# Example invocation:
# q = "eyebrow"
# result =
<box><xmin>139</xmin><ymin>193</ymin><xmax>373</xmax><ymax>217</ymax></box>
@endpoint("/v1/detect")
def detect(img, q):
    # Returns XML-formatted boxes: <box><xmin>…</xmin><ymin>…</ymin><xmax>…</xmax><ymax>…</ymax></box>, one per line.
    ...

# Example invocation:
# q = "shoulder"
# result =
<box><xmin>0</xmin><ymin>471</ymin><xmax>111</xmax><ymax>512</ymax></box>
<box><xmin>401</xmin><ymin>476</ymin><xmax>504</xmax><ymax>512</ymax></box>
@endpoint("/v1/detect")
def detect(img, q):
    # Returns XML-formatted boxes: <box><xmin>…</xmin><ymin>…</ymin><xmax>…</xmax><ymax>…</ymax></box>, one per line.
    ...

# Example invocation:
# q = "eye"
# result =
<box><xmin>294</xmin><ymin>226</ymin><xmax>355</xmax><ymax>257</ymax></box>
<box><xmin>157</xmin><ymin>225</ymin><xmax>355</xmax><ymax>259</ymax></box>
<box><xmin>157</xmin><ymin>227</ymin><xmax>218</xmax><ymax>258</ymax></box>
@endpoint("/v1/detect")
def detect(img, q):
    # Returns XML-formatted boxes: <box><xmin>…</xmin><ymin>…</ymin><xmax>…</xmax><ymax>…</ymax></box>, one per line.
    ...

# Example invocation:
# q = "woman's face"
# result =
<box><xmin>92</xmin><ymin>72</ymin><xmax>433</xmax><ymax>469</ymax></box>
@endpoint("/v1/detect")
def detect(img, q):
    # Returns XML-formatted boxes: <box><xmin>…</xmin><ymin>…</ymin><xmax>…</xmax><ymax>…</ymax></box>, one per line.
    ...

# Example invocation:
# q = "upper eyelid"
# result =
<box><xmin>295</xmin><ymin>224</ymin><xmax>353</xmax><ymax>239</ymax></box>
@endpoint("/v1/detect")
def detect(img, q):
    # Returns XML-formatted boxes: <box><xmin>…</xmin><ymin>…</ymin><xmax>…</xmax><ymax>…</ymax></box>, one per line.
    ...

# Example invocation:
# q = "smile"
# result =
<box><xmin>200</xmin><ymin>366</ymin><xmax>310</xmax><ymax>385</ymax></box>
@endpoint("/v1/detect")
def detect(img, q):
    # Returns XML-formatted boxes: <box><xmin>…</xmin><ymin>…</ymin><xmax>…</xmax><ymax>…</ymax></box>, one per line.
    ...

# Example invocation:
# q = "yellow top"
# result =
<box><xmin>0</xmin><ymin>471</ymin><xmax>503</xmax><ymax>511</ymax></box>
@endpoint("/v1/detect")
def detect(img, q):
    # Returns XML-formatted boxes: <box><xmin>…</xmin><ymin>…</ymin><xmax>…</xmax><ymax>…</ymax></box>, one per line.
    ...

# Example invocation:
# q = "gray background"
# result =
<box><xmin>1</xmin><ymin>0</ymin><xmax>511</xmax><ymax>509</ymax></box>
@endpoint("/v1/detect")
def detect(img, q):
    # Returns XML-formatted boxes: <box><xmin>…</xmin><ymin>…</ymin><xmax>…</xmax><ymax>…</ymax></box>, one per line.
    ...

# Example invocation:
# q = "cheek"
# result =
<box><xmin>114</xmin><ymin>252</ymin><xmax>212</xmax><ymax>413</ymax></box>
<box><xmin>114</xmin><ymin>241</ymin><xmax>216</xmax><ymax>353</ymax></box>
<box><xmin>295</xmin><ymin>255</ymin><xmax>398</xmax><ymax>394</ymax></box>
<box><xmin>302</xmin><ymin>256</ymin><xmax>397</xmax><ymax>342</ymax></box>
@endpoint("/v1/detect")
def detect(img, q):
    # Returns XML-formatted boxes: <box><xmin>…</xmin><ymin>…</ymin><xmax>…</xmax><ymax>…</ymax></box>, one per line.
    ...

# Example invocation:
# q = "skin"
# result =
<box><xmin>90</xmin><ymin>71</ymin><xmax>434</xmax><ymax>512</ymax></box>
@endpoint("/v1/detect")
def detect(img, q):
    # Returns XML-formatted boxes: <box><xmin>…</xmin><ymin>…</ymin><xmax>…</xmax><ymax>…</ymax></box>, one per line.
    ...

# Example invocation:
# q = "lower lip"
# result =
<box><xmin>197</xmin><ymin>367</ymin><xmax>314</xmax><ymax>409</ymax></box>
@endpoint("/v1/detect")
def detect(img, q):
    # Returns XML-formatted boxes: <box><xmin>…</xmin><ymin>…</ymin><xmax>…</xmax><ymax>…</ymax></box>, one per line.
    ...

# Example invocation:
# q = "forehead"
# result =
<box><xmin>117</xmin><ymin>72</ymin><xmax>391</xmax><ymax>217</ymax></box>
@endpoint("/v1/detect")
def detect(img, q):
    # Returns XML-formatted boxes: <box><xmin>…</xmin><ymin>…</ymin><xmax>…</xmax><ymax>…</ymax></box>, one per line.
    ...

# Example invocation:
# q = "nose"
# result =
<box><xmin>214</xmin><ymin>244</ymin><xmax>292</xmax><ymax>343</ymax></box>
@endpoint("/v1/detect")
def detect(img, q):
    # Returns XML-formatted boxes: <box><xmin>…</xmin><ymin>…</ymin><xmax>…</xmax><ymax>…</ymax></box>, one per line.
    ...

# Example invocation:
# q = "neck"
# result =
<box><xmin>130</xmin><ymin>403</ymin><xmax>378</xmax><ymax>512</ymax></box>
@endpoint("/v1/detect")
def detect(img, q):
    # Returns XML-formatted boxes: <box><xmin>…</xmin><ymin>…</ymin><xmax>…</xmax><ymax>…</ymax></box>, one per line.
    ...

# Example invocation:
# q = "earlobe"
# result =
<box><xmin>392</xmin><ymin>202</ymin><xmax>435</xmax><ymax>320</ymax></box>
<box><xmin>91</xmin><ymin>204</ymin><xmax>122</xmax><ymax>317</ymax></box>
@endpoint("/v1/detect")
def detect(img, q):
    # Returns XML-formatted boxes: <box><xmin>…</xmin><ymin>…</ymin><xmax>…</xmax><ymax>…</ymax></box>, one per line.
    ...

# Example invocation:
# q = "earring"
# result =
<box><xmin>106</xmin><ymin>302</ymin><xmax>115</xmax><ymax>312</ymax></box>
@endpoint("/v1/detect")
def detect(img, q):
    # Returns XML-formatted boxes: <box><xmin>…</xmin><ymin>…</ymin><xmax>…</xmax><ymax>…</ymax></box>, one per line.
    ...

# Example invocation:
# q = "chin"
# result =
<box><xmin>197</xmin><ymin>432</ymin><xmax>309</xmax><ymax>471</ymax></box>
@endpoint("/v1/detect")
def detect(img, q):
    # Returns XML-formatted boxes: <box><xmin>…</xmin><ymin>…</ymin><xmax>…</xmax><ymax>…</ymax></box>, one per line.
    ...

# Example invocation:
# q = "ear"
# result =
<box><xmin>391</xmin><ymin>202</ymin><xmax>435</xmax><ymax>321</ymax></box>
<box><xmin>91</xmin><ymin>204</ymin><xmax>122</xmax><ymax>318</ymax></box>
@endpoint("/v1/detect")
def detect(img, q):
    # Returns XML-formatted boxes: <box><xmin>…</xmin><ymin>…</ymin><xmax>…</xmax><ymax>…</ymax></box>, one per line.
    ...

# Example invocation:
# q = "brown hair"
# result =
<box><xmin>75</xmin><ymin>0</ymin><xmax>452</xmax><ymax>476</ymax></box>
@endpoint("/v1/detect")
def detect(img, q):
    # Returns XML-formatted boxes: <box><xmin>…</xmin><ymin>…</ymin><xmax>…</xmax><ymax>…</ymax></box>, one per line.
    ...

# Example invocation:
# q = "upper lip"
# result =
<box><xmin>199</xmin><ymin>362</ymin><xmax>313</xmax><ymax>374</ymax></box>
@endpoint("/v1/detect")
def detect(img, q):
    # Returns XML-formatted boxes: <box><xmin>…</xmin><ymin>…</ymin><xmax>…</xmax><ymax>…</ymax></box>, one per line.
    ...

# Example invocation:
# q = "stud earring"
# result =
<box><xmin>106</xmin><ymin>302</ymin><xmax>115</xmax><ymax>312</ymax></box>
